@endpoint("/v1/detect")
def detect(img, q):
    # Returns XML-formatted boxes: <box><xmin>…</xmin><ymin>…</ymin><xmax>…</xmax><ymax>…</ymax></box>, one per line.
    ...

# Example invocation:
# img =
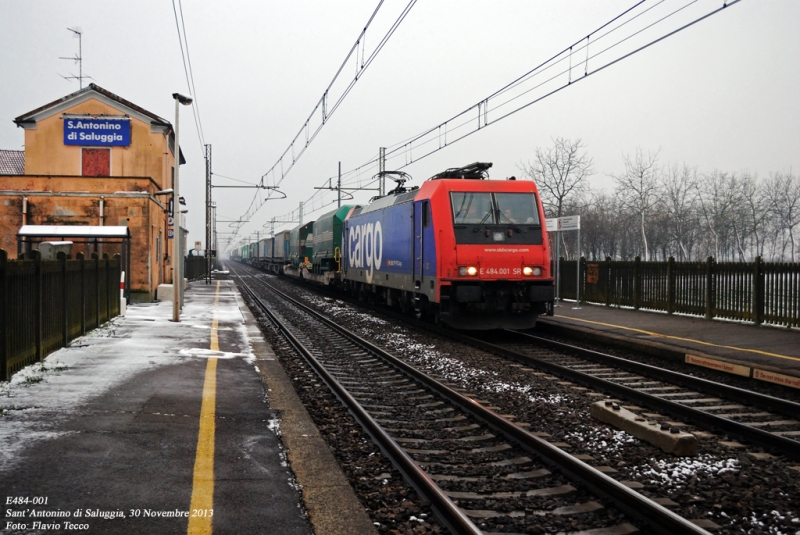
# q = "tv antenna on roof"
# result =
<box><xmin>59</xmin><ymin>27</ymin><xmax>93</xmax><ymax>89</ymax></box>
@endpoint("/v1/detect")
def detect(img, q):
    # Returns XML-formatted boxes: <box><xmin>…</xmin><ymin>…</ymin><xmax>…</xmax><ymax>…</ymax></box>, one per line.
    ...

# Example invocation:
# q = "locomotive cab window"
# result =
<box><xmin>422</xmin><ymin>200</ymin><xmax>431</xmax><ymax>228</ymax></box>
<box><xmin>451</xmin><ymin>192</ymin><xmax>494</xmax><ymax>224</ymax></box>
<box><xmin>495</xmin><ymin>193</ymin><xmax>540</xmax><ymax>225</ymax></box>
<box><xmin>450</xmin><ymin>191</ymin><xmax>543</xmax><ymax>245</ymax></box>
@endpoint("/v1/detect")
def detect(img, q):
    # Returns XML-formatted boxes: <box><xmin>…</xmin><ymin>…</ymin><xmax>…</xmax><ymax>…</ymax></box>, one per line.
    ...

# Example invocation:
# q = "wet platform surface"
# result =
<box><xmin>538</xmin><ymin>302</ymin><xmax>800</xmax><ymax>383</ymax></box>
<box><xmin>0</xmin><ymin>280</ymin><xmax>375</xmax><ymax>535</ymax></box>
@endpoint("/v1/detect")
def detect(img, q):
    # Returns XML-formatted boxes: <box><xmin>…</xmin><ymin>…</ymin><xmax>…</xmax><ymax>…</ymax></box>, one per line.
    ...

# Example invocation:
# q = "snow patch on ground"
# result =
<box><xmin>564</xmin><ymin>426</ymin><xmax>638</xmax><ymax>456</ymax></box>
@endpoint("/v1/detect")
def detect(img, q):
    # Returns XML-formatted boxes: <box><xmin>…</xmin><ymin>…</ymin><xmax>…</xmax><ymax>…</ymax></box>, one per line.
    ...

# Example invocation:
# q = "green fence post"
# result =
<box><xmin>59</xmin><ymin>251</ymin><xmax>68</xmax><ymax>348</ymax></box>
<box><xmin>667</xmin><ymin>256</ymin><xmax>675</xmax><ymax>314</ymax></box>
<box><xmin>753</xmin><ymin>256</ymin><xmax>763</xmax><ymax>326</ymax></box>
<box><xmin>705</xmin><ymin>256</ymin><xmax>715</xmax><ymax>320</ymax></box>
<box><xmin>0</xmin><ymin>249</ymin><xmax>7</xmax><ymax>381</ymax></box>
<box><xmin>77</xmin><ymin>252</ymin><xmax>86</xmax><ymax>336</ymax></box>
<box><xmin>34</xmin><ymin>250</ymin><xmax>42</xmax><ymax>362</ymax></box>
<box><xmin>633</xmin><ymin>256</ymin><xmax>641</xmax><ymax>310</ymax></box>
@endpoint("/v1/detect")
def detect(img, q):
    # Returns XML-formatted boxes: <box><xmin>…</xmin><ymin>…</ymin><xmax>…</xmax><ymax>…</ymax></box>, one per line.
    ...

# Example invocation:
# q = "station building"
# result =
<box><xmin>0</xmin><ymin>84</ymin><xmax>188</xmax><ymax>302</ymax></box>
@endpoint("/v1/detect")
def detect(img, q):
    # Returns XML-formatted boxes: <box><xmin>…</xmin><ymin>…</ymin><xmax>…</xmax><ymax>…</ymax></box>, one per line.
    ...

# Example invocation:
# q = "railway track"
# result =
<box><xmin>433</xmin><ymin>330</ymin><xmax>800</xmax><ymax>462</ymax></box>
<box><xmin>270</xmin><ymin>261</ymin><xmax>800</xmax><ymax>461</ymax></box>
<box><xmin>230</xmin><ymin>263</ymin><xmax>712</xmax><ymax>535</ymax></box>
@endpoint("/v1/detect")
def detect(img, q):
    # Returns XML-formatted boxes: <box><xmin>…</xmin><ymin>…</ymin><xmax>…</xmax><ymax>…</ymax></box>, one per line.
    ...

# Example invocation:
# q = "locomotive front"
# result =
<box><xmin>432</xmin><ymin>163</ymin><xmax>554</xmax><ymax>329</ymax></box>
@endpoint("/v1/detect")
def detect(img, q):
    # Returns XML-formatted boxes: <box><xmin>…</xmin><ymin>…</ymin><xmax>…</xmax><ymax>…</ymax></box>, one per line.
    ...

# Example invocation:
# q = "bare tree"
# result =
<box><xmin>764</xmin><ymin>170</ymin><xmax>800</xmax><ymax>261</ymax></box>
<box><xmin>734</xmin><ymin>172</ymin><xmax>765</xmax><ymax>260</ymax></box>
<box><xmin>520</xmin><ymin>137</ymin><xmax>594</xmax><ymax>218</ymax></box>
<box><xmin>662</xmin><ymin>163</ymin><xmax>699</xmax><ymax>260</ymax></box>
<box><xmin>696</xmin><ymin>171</ymin><xmax>742</xmax><ymax>260</ymax></box>
<box><xmin>612</xmin><ymin>148</ymin><xmax>662</xmax><ymax>260</ymax></box>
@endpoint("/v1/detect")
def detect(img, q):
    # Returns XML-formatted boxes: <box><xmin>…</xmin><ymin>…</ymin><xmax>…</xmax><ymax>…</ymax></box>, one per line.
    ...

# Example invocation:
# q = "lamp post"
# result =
<box><xmin>172</xmin><ymin>92</ymin><xmax>192</xmax><ymax>322</ymax></box>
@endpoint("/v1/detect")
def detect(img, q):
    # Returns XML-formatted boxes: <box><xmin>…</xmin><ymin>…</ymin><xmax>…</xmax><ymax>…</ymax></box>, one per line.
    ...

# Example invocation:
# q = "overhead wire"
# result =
<box><xmin>225</xmin><ymin>0</ymin><xmax>418</xmax><ymax>243</ymax></box>
<box><xmin>211</xmin><ymin>172</ymin><xmax>261</xmax><ymax>186</ymax></box>
<box><xmin>171</xmin><ymin>0</ymin><xmax>206</xmax><ymax>154</ymax></box>
<box><xmin>356</xmin><ymin>0</ymin><xmax>738</xmax><ymax>175</ymax></box>
<box><xmin>227</xmin><ymin>0</ymin><xmax>744</xmax><ymax>250</ymax></box>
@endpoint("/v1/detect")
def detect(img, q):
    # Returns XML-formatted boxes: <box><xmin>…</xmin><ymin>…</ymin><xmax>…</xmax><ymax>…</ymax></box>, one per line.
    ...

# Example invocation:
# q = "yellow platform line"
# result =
<box><xmin>188</xmin><ymin>281</ymin><xmax>221</xmax><ymax>534</ymax></box>
<box><xmin>558</xmin><ymin>316</ymin><xmax>800</xmax><ymax>363</ymax></box>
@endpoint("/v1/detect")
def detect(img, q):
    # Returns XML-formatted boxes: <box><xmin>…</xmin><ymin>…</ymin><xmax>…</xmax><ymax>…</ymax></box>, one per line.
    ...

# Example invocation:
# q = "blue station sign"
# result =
<box><xmin>64</xmin><ymin>118</ymin><xmax>131</xmax><ymax>146</ymax></box>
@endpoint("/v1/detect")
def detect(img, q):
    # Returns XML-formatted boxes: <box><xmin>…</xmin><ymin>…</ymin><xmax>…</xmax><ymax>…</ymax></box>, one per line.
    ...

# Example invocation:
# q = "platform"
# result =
<box><xmin>0</xmin><ymin>280</ymin><xmax>376</xmax><ymax>535</ymax></box>
<box><xmin>537</xmin><ymin>301</ymin><xmax>800</xmax><ymax>387</ymax></box>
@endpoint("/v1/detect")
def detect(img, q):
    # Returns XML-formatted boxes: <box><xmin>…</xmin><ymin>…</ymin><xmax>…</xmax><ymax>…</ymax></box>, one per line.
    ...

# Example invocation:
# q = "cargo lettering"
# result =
<box><xmin>349</xmin><ymin>221</ymin><xmax>383</xmax><ymax>283</ymax></box>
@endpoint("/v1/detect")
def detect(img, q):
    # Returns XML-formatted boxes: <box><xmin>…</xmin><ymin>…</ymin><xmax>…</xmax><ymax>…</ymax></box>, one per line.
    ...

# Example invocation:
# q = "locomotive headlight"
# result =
<box><xmin>459</xmin><ymin>266</ymin><xmax>478</xmax><ymax>276</ymax></box>
<box><xmin>522</xmin><ymin>266</ymin><xmax>542</xmax><ymax>276</ymax></box>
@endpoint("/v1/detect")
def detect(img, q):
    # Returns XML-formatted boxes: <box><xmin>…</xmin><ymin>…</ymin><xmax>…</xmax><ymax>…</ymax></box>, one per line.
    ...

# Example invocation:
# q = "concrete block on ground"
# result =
<box><xmin>590</xmin><ymin>401</ymin><xmax>697</xmax><ymax>456</ymax></box>
<box><xmin>157</xmin><ymin>284</ymin><xmax>174</xmax><ymax>302</ymax></box>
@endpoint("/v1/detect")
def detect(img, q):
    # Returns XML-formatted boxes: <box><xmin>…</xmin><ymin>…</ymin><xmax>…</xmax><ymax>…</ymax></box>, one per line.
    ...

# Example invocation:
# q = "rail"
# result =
<box><xmin>232</xmin><ymin>263</ymin><xmax>710</xmax><ymax>535</ymax></box>
<box><xmin>457</xmin><ymin>330</ymin><xmax>800</xmax><ymax>460</ymax></box>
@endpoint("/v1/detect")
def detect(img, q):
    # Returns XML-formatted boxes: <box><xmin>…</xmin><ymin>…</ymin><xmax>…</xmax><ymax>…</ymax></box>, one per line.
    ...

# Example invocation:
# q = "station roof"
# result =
<box><xmin>0</xmin><ymin>150</ymin><xmax>24</xmax><ymax>175</ymax></box>
<box><xmin>17</xmin><ymin>225</ymin><xmax>131</xmax><ymax>239</ymax></box>
<box><xmin>14</xmin><ymin>83</ymin><xmax>169</xmax><ymax>128</ymax></box>
<box><xmin>12</xmin><ymin>83</ymin><xmax>185</xmax><ymax>165</ymax></box>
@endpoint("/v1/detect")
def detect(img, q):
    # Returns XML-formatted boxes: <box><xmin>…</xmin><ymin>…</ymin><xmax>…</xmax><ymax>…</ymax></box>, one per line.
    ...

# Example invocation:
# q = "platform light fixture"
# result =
<box><xmin>172</xmin><ymin>92</ymin><xmax>193</xmax><ymax>323</ymax></box>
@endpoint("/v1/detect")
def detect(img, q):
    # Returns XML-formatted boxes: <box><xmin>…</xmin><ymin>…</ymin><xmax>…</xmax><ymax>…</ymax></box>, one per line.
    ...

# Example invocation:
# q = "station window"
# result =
<box><xmin>82</xmin><ymin>148</ymin><xmax>110</xmax><ymax>177</ymax></box>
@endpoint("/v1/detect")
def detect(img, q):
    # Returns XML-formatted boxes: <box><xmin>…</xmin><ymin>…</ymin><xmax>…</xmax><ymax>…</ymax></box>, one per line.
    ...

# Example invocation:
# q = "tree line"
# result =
<box><xmin>521</xmin><ymin>138</ymin><xmax>799</xmax><ymax>263</ymax></box>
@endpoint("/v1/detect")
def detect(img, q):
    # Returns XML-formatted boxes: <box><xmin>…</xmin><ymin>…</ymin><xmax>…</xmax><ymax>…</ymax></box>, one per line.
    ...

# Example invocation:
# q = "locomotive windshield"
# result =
<box><xmin>495</xmin><ymin>193</ymin><xmax>540</xmax><ymax>225</ymax></box>
<box><xmin>452</xmin><ymin>192</ymin><xmax>494</xmax><ymax>224</ymax></box>
<box><xmin>451</xmin><ymin>192</ymin><xmax>539</xmax><ymax>225</ymax></box>
<box><xmin>450</xmin><ymin>191</ymin><xmax>543</xmax><ymax>245</ymax></box>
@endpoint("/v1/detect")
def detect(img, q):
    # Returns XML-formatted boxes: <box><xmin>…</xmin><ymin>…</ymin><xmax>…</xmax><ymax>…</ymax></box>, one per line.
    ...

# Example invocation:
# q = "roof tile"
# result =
<box><xmin>0</xmin><ymin>150</ymin><xmax>24</xmax><ymax>175</ymax></box>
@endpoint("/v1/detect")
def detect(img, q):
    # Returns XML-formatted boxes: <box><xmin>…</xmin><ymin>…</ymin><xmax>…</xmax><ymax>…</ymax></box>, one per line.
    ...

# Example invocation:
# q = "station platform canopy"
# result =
<box><xmin>17</xmin><ymin>225</ymin><xmax>132</xmax><ymax>299</ymax></box>
<box><xmin>17</xmin><ymin>225</ymin><xmax>131</xmax><ymax>239</ymax></box>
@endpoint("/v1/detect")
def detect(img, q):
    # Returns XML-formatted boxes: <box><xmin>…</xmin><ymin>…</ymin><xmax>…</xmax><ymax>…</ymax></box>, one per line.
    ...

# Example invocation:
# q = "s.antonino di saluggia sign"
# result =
<box><xmin>64</xmin><ymin>117</ymin><xmax>131</xmax><ymax>146</ymax></box>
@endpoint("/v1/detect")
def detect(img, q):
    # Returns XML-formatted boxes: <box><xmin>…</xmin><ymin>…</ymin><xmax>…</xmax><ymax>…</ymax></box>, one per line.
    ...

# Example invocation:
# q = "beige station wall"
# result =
<box><xmin>0</xmin><ymin>178</ymin><xmax>172</xmax><ymax>299</ymax></box>
<box><xmin>23</xmin><ymin>98</ymin><xmax>173</xmax><ymax>188</ymax></box>
<box><xmin>0</xmin><ymin>95</ymin><xmax>183</xmax><ymax>300</ymax></box>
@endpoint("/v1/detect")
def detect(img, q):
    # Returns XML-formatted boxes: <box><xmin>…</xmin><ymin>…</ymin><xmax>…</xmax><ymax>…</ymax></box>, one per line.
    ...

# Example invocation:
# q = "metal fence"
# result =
<box><xmin>558</xmin><ymin>256</ymin><xmax>799</xmax><ymax>328</ymax></box>
<box><xmin>0</xmin><ymin>249</ymin><xmax>121</xmax><ymax>381</ymax></box>
<box><xmin>185</xmin><ymin>256</ymin><xmax>209</xmax><ymax>281</ymax></box>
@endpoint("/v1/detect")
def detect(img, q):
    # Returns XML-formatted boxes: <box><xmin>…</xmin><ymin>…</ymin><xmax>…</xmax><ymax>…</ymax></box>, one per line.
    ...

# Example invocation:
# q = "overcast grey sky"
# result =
<box><xmin>2</xmin><ymin>1</ymin><xmax>798</xmax><ymax>252</ymax></box>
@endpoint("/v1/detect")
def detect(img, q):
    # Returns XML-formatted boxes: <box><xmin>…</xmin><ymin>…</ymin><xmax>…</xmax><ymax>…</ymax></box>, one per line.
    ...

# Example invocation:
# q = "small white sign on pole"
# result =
<box><xmin>557</xmin><ymin>215</ymin><xmax>580</xmax><ymax>231</ymax></box>
<box><xmin>547</xmin><ymin>215</ymin><xmax>582</xmax><ymax>308</ymax></box>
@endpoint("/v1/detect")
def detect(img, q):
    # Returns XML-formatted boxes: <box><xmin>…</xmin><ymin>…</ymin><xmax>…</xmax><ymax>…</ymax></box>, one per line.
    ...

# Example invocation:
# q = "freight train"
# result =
<box><xmin>242</xmin><ymin>162</ymin><xmax>554</xmax><ymax>330</ymax></box>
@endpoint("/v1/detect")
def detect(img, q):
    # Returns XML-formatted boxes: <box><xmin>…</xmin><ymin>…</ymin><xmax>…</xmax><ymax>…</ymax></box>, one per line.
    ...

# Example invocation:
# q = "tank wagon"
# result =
<box><xmin>285</xmin><ymin>222</ymin><xmax>314</xmax><ymax>277</ymax></box>
<box><xmin>307</xmin><ymin>205</ymin><xmax>354</xmax><ymax>284</ymax></box>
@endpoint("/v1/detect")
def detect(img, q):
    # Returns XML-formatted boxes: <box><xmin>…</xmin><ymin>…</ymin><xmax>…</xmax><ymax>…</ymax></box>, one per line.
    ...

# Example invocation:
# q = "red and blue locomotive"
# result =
<box><xmin>245</xmin><ymin>162</ymin><xmax>554</xmax><ymax>329</ymax></box>
<box><xmin>341</xmin><ymin>162</ymin><xmax>554</xmax><ymax>329</ymax></box>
